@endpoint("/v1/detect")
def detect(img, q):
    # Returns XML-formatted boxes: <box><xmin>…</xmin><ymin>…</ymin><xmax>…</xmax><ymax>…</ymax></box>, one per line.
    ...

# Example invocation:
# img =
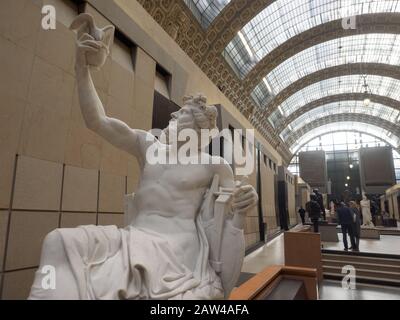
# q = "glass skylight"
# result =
<box><xmin>279</xmin><ymin>101</ymin><xmax>400</xmax><ymax>141</ymax></box>
<box><xmin>183</xmin><ymin>0</ymin><xmax>231</xmax><ymax>29</ymax></box>
<box><xmin>224</xmin><ymin>0</ymin><xmax>400</xmax><ymax>78</ymax></box>
<box><xmin>289</xmin><ymin>122</ymin><xmax>400</xmax><ymax>153</ymax></box>
<box><xmin>269</xmin><ymin>75</ymin><xmax>400</xmax><ymax>128</ymax></box>
<box><xmin>265</xmin><ymin>34</ymin><xmax>400</xmax><ymax>95</ymax></box>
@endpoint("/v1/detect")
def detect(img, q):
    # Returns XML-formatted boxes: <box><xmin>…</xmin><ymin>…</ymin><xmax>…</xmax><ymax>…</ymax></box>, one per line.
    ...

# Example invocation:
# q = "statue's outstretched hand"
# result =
<box><xmin>70</xmin><ymin>13</ymin><xmax>115</xmax><ymax>70</ymax></box>
<box><xmin>75</xmin><ymin>33</ymin><xmax>106</xmax><ymax>69</ymax></box>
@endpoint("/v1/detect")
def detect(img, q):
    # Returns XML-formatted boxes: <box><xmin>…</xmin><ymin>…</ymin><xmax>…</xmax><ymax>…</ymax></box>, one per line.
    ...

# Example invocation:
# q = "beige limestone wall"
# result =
<box><xmin>243</xmin><ymin>146</ymin><xmax>259</xmax><ymax>249</ymax></box>
<box><xmin>0</xmin><ymin>0</ymin><xmax>289</xmax><ymax>298</ymax></box>
<box><xmin>260</xmin><ymin>156</ymin><xmax>279</xmax><ymax>236</ymax></box>
<box><xmin>288</xmin><ymin>180</ymin><xmax>297</xmax><ymax>226</ymax></box>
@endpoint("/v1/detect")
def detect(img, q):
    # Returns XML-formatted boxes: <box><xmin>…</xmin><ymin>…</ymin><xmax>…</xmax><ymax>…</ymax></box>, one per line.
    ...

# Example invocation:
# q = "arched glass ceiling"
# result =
<box><xmin>268</xmin><ymin>75</ymin><xmax>400</xmax><ymax>128</ymax></box>
<box><xmin>183</xmin><ymin>0</ymin><xmax>231</xmax><ymax>29</ymax></box>
<box><xmin>289</xmin><ymin>122</ymin><xmax>400</xmax><ymax>153</ymax></box>
<box><xmin>223</xmin><ymin>0</ymin><xmax>400</xmax><ymax>78</ymax></box>
<box><xmin>264</xmin><ymin>33</ymin><xmax>400</xmax><ymax>95</ymax></box>
<box><xmin>280</xmin><ymin>101</ymin><xmax>400</xmax><ymax>141</ymax></box>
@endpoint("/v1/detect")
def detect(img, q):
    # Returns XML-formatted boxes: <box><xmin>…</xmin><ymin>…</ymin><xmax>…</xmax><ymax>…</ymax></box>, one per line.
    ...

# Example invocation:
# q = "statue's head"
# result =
<box><xmin>310</xmin><ymin>193</ymin><xmax>317</xmax><ymax>201</ymax></box>
<box><xmin>164</xmin><ymin>93</ymin><xmax>218</xmax><ymax>139</ymax></box>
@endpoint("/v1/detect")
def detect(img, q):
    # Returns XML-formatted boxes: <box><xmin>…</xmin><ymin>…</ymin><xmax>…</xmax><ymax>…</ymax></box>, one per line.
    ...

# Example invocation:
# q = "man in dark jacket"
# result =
<box><xmin>306</xmin><ymin>194</ymin><xmax>321</xmax><ymax>232</ymax></box>
<box><xmin>337</xmin><ymin>202</ymin><xmax>357</xmax><ymax>251</ymax></box>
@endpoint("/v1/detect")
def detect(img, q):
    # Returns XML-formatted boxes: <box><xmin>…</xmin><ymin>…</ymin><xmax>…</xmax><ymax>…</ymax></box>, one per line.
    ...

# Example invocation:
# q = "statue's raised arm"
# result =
<box><xmin>70</xmin><ymin>13</ymin><xmax>153</xmax><ymax>164</ymax></box>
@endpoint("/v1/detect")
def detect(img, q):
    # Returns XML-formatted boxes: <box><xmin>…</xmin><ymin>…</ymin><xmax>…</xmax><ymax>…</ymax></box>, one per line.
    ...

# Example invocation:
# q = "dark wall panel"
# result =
<box><xmin>298</xmin><ymin>151</ymin><xmax>327</xmax><ymax>193</ymax></box>
<box><xmin>359</xmin><ymin>147</ymin><xmax>396</xmax><ymax>194</ymax></box>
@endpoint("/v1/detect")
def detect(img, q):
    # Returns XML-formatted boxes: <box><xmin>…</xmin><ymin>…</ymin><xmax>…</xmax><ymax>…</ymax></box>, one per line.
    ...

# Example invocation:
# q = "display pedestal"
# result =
<box><xmin>360</xmin><ymin>228</ymin><xmax>380</xmax><ymax>239</ymax></box>
<box><xmin>284</xmin><ymin>230</ymin><xmax>323</xmax><ymax>282</ymax></box>
<box><xmin>319</xmin><ymin>223</ymin><xmax>339</xmax><ymax>242</ymax></box>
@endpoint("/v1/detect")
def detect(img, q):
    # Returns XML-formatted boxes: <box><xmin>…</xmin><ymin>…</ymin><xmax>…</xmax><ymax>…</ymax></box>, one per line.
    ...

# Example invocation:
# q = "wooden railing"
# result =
<box><xmin>229</xmin><ymin>265</ymin><xmax>318</xmax><ymax>300</ymax></box>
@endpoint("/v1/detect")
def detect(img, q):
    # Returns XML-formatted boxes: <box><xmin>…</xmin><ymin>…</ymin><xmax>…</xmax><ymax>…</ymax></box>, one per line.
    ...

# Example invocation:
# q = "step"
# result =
<box><xmin>322</xmin><ymin>253</ymin><xmax>400</xmax><ymax>266</ymax></box>
<box><xmin>323</xmin><ymin>266</ymin><xmax>400</xmax><ymax>281</ymax></box>
<box><xmin>322</xmin><ymin>259</ymin><xmax>400</xmax><ymax>273</ymax></box>
<box><xmin>323</xmin><ymin>272</ymin><xmax>400</xmax><ymax>287</ymax></box>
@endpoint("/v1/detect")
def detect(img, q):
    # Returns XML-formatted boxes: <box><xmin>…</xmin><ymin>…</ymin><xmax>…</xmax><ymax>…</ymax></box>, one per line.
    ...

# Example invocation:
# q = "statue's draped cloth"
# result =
<box><xmin>48</xmin><ymin>216</ymin><xmax>224</xmax><ymax>300</ymax></box>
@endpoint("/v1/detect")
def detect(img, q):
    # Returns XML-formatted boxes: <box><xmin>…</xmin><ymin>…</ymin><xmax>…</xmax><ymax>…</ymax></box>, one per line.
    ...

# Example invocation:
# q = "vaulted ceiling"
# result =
<box><xmin>137</xmin><ymin>0</ymin><xmax>400</xmax><ymax>164</ymax></box>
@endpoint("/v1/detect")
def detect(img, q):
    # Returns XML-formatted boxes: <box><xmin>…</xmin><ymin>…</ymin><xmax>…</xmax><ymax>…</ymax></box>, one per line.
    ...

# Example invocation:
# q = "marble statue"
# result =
<box><xmin>329</xmin><ymin>201</ymin><xmax>335</xmax><ymax>218</ymax></box>
<box><xmin>360</xmin><ymin>193</ymin><xmax>374</xmax><ymax>228</ymax></box>
<box><xmin>28</xmin><ymin>13</ymin><xmax>258</xmax><ymax>300</ymax></box>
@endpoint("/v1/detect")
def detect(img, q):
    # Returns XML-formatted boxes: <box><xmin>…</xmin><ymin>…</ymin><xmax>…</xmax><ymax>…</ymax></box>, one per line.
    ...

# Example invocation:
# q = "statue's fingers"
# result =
<box><xmin>236</xmin><ymin>200</ymin><xmax>258</xmax><ymax>211</ymax></box>
<box><xmin>232</xmin><ymin>198</ymin><xmax>256</xmax><ymax>210</ymax></box>
<box><xmin>234</xmin><ymin>191</ymin><xmax>255</xmax><ymax>203</ymax></box>
<box><xmin>77</xmin><ymin>44</ymin><xmax>98</xmax><ymax>53</ymax></box>
<box><xmin>80</xmin><ymin>39</ymin><xmax>102</xmax><ymax>49</ymax></box>
<box><xmin>233</xmin><ymin>185</ymin><xmax>253</xmax><ymax>196</ymax></box>
<box><xmin>78</xmin><ymin>32</ymin><xmax>95</xmax><ymax>42</ymax></box>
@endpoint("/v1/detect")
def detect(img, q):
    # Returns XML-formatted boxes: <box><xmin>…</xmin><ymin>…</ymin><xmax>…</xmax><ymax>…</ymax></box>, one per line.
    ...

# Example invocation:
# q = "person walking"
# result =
<box><xmin>337</xmin><ymin>202</ymin><xmax>357</xmax><ymax>251</ymax></box>
<box><xmin>349</xmin><ymin>201</ymin><xmax>361</xmax><ymax>251</ymax></box>
<box><xmin>298</xmin><ymin>206</ymin><xmax>306</xmax><ymax>224</ymax></box>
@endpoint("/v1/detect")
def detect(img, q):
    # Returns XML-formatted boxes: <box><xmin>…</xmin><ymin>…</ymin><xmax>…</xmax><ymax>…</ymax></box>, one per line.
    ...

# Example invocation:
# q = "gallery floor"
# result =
<box><xmin>322</xmin><ymin>233</ymin><xmax>400</xmax><ymax>255</ymax></box>
<box><xmin>240</xmin><ymin>233</ymin><xmax>400</xmax><ymax>300</ymax></box>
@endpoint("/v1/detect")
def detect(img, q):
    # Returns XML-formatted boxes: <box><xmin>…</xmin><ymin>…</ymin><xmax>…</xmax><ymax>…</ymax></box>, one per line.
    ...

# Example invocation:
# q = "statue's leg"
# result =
<box><xmin>28</xmin><ymin>230</ymin><xmax>80</xmax><ymax>300</ymax></box>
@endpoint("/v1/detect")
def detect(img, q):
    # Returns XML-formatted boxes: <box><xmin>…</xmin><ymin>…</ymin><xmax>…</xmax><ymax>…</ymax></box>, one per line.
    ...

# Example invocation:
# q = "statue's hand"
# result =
<box><xmin>232</xmin><ymin>184</ymin><xmax>258</xmax><ymax>215</ymax></box>
<box><xmin>75</xmin><ymin>33</ymin><xmax>108</xmax><ymax>70</ymax></box>
<box><xmin>70</xmin><ymin>13</ymin><xmax>115</xmax><ymax>70</ymax></box>
<box><xmin>231</xmin><ymin>182</ymin><xmax>258</xmax><ymax>230</ymax></box>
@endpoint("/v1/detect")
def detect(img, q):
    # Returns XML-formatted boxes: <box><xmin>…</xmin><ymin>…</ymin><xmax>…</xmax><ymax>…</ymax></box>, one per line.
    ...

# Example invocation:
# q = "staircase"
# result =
<box><xmin>322</xmin><ymin>250</ymin><xmax>400</xmax><ymax>287</ymax></box>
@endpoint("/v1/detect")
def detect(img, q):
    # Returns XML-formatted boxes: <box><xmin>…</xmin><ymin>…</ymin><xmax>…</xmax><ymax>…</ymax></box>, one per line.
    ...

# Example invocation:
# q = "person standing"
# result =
<box><xmin>298</xmin><ymin>206</ymin><xmax>306</xmax><ymax>224</ymax></box>
<box><xmin>349</xmin><ymin>201</ymin><xmax>361</xmax><ymax>251</ymax></box>
<box><xmin>306</xmin><ymin>194</ymin><xmax>321</xmax><ymax>232</ymax></box>
<box><xmin>337</xmin><ymin>202</ymin><xmax>357</xmax><ymax>251</ymax></box>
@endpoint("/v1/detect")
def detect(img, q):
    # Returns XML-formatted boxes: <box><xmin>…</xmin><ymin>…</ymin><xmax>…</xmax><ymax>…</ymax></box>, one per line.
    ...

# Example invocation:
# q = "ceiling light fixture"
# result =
<box><xmin>361</xmin><ymin>75</ymin><xmax>372</xmax><ymax>106</ymax></box>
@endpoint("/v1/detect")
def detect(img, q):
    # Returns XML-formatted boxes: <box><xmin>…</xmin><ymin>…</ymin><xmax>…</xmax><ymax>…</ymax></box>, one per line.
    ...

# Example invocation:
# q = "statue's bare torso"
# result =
<box><xmin>134</xmin><ymin>146</ymin><xmax>225</xmax><ymax>271</ymax></box>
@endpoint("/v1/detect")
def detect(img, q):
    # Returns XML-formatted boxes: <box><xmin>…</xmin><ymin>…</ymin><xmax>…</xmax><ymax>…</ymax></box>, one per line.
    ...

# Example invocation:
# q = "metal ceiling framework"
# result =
<box><xmin>257</xmin><ymin>66</ymin><xmax>400</xmax><ymax>127</ymax></box>
<box><xmin>277</xmin><ymin>93</ymin><xmax>400</xmax><ymax>132</ymax></box>
<box><xmin>285</xmin><ymin>114</ymin><xmax>400</xmax><ymax>151</ymax></box>
<box><xmin>280</xmin><ymin>103</ymin><xmax>400</xmax><ymax>141</ymax></box>
<box><xmin>136</xmin><ymin>0</ymin><xmax>400</xmax><ymax>164</ymax></box>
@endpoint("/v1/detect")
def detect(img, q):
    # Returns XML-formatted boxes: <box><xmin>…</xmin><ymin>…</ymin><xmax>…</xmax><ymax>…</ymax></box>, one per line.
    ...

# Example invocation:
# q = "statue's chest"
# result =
<box><xmin>143</xmin><ymin>163</ymin><xmax>211</xmax><ymax>190</ymax></box>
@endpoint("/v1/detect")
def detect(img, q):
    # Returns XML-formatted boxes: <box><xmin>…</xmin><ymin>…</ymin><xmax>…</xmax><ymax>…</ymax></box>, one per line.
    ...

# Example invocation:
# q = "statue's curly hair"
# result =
<box><xmin>183</xmin><ymin>94</ymin><xmax>218</xmax><ymax>130</ymax></box>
